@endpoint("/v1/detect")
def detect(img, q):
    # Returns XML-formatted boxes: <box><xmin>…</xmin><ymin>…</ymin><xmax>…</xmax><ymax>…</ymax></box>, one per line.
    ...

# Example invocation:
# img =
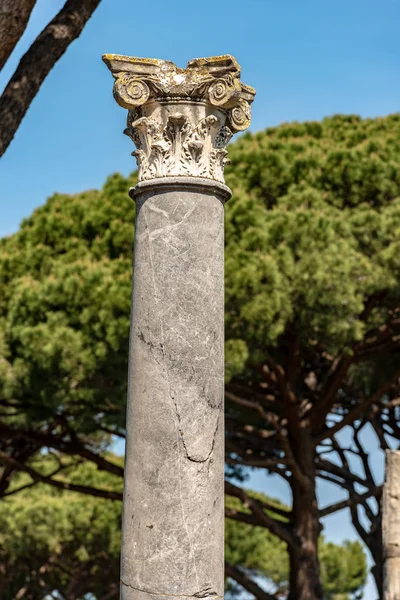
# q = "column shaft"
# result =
<box><xmin>121</xmin><ymin>179</ymin><xmax>229</xmax><ymax>600</ymax></box>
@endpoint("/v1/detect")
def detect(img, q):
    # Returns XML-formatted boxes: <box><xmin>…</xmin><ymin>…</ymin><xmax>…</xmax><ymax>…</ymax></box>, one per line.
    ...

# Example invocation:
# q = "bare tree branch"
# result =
<box><xmin>225</xmin><ymin>481</ymin><xmax>294</xmax><ymax>548</ymax></box>
<box><xmin>226</xmin><ymin>390</ymin><xmax>279</xmax><ymax>427</ymax></box>
<box><xmin>225</xmin><ymin>506</ymin><xmax>262</xmax><ymax>527</ymax></box>
<box><xmin>225</xmin><ymin>562</ymin><xmax>278</xmax><ymax>600</ymax></box>
<box><xmin>319</xmin><ymin>486</ymin><xmax>381</xmax><ymax>518</ymax></box>
<box><xmin>0</xmin><ymin>450</ymin><xmax>122</xmax><ymax>501</ymax></box>
<box><xmin>311</xmin><ymin>295</ymin><xmax>391</xmax><ymax>432</ymax></box>
<box><xmin>0</xmin><ymin>421</ymin><xmax>124</xmax><ymax>478</ymax></box>
<box><xmin>3</xmin><ymin>459</ymin><xmax>77</xmax><ymax>498</ymax></box>
<box><xmin>226</xmin><ymin>487</ymin><xmax>292</xmax><ymax>521</ymax></box>
<box><xmin>315</xmin><ymin>367</ymin><xmax>400</xmax><ymax>444</ymax></box>
<box><xmin>0</xmin><ymin>0</ymin><xmax>36</xmax><ymax>70</ymax></box>
<box><xmin>316</xmin><ymin>456</ymin><xmax>372</xmax><ymax>489</ymax></box>
<box><xmin>0</xmin><ymin>0</ymin><xmax>102</xmax><ymax>156</ymax></box>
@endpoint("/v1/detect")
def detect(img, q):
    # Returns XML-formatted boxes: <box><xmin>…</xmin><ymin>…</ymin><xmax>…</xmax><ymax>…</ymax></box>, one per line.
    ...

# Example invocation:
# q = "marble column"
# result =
<box><xmin>103</xmin><ymin>54</ymin><xmax>255</xmax><ymax>600</ymax></box>
<box><xmin>383</xmin><ymin>450</ymin><xmax>400</xmax><ymax>600</ymax></box>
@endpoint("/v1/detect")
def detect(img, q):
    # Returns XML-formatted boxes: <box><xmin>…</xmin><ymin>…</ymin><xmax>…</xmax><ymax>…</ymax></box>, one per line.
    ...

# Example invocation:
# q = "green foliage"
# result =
<box><xmin>0</xmin><ymin>114</ymin><xmax>398</xmax><ymax>597</ymax></box>
<box><xmin>320</xmin><ymin>540</ymin><xmax>367</xmax><ymax>600</ymax></box>
<box><xmin>225</xmin><ymin>494</ymin><xmax>367</xmax><ymax>600</ymax></box>
<box><xmin>0</xmin><ymin>469</ymin><xmax>366</xmax><ymax>600</ymax></box>
<box><xmin>2</xmin><ymin>115</ymin><xmax>400</xmax><ymax>434</ymax></box>
<box><xmin>224</xmin><ymin>114</ymin><xmax>400</xmax><ymax>372</ymax></box>
<box><xmin>225</xmin><ymin>495</ymin><xmax>289</xmax><ymax>595</ymax></box>
<box><xmin>0</xmin><ymin>172</ymin><xmax>137</xmax><ymax>435</ymax></box>
<box><xmin>0</xmin><ymin>458</ymin><xmax>122</xmax><ymax>598</ymax></box>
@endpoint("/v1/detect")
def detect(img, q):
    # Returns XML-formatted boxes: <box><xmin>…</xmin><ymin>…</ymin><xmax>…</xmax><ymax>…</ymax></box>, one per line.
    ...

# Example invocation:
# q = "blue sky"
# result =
<box><xmin>1</xmin><ymin>0</ymin><xmax>399</xmax><ymax>597</ymax></box>
<box><xmin>1</xmin><ymin>0</ymin><xmax>399</xmax><ymax>237</ymax></box>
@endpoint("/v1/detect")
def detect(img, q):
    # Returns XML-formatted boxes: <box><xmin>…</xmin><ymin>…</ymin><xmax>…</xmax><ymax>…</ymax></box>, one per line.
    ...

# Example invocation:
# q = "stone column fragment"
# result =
<box><xmin>103</xmin><ymin>54</ymin><xmax>255</xmax><ymax>600</ymax></box>
<box><xmin>383</xmin><ymin>450</ymin><xmax>400</xmax><ymax>600</ymax></box>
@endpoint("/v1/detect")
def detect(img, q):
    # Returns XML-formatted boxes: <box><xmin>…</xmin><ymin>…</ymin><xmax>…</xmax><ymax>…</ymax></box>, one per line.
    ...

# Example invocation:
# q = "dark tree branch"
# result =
<box><xmin>284</xmin><ymin>325</ymin><xmax>302</xmax><ymax>389</ymax></box>
<box><xmin>225</xmin><ymin>481</ymin><xmax>294</xmax><ymax>548</ymax></box>
<box><xmin>3</xmin><ymin>459</ymin><xmax>76</xmax><ymax>498</ymax></box>
<box><xmin>225</xmin><ymin>562</ymin><xmax>278</xmax><ymax>600</ymax></box>
<box><xmin>319</xmin><ymin>486</ymin><xmax>381</xmax><ymax>518</ymax></box>
<box><xmin>0</xmin><ymin>0</ymin><xmax>102</xmax><ymax>156</ymax></box>
<box><xmin>226</xmin><ymin>418</ymin><xmax>279</xmax><ymax>448</ymax></box>
<box><xmin>0</xmin><ymin>450</ymin><xmax>122</xmax><ymax>501</ymax></box>
<box><xmin>0</xmin><ymin>422</ymin><xmax>124</xmax><ymax>477</ymax></box>
<box><xmin>370</xmin><ymin>412</ymin><xmax>390</xmax><ymax>450</ymax></box>
<box><xmin>311</xmin><ymin>354</ymin><xmax>354</xmax><ymax>433</ymax></box>
<box><xmin>226</xmin><ymin>390</ymin><xmax>279</xmax><ymax>427</ymax></box>
<box><xmin>225</xmin><ymin>452</ymin><xmax>286</xmax><ymax>470</ymax></box>
<box><xmin>315</xmin><ymin>367</ymin><xmax>400</xmax><ymax>444</ymax></box>
<box><xmin>316</xmin><ymin>457</ymin><xmax>372</xmax><ymax>489</ymax></box>
<box><xmin>225</xmin><ymin>488</ymin><xmax>292</xmax><ymax>521</ymax></box>
<box><xmin>225</xmin><ymin>506</ymin><xmax>262</xmax><ymax>527</ymax></box>
<box><xmin>99</xmin><ymin>425</ymin><xmax>126</xmax><ymax>438</ymax></box>
<box><xmin>311</xmin><ymin>295</ymin><xmax>391</xmax><ymax>432</ymax></box>
<box><xmin>0</xmin><ymin>440</ymin><xmax>38</xmax><ymax>496</ymax></box>
<box><xmin>0</xmin><ymin>0</ymin><xmax>36</xmax><ymax>70</ymax></box>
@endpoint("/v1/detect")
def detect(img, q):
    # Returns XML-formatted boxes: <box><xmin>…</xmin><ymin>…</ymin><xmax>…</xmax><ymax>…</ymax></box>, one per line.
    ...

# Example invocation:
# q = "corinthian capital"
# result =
<box><xmin>102</xmin><ymin>54</ymin><xmax>255</xmax><ymax>184</ymax></box>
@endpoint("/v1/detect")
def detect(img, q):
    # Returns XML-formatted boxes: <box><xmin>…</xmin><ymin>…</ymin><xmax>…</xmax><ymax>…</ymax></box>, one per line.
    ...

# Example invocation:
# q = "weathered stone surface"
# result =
<box><xmin>103</xmin><ymin>54</ymin><xmax>254</xmax><ymax>600</ymax></box>
<box><xmin>121</xmin><ymin>179</ymin><xmax>230</xmax><ymax>600</ymax></box>
<box><xmin>383</xmin><ymin>450</ymin><xmax>400</xmax><ymax>600</ymax></box>
<box><xmin>102</xmin><ymin>55</ymin><xmax>255</xmax><ymax>184</ymax></box>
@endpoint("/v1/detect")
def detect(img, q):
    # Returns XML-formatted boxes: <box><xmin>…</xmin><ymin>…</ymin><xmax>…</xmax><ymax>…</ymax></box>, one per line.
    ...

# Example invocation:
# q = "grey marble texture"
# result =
<box><xmin>121</xmin><ymin>178</ymin><xmax>231</xmax><ymax>600</ymax></box>
<box><xmin>102</xmin><ymin>53</ymin><xmax>255</xmax><ymax>600</ymax></box>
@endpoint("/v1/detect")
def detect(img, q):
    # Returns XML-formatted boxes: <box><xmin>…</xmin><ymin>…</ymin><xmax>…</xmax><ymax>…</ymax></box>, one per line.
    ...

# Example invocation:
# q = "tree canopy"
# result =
<box><xmin>0</xmin><ymin>458</ymin><xmax>122</xmax><ymax>599</ymax></box>
<box><xmin>1</xmin><ymin>113</ymin><xmax>400</xmax><ymax>599</ymax></box>
<box><xmin>225</xmin><ymin>114</ymin><xmax>400</xmax><ymax>370</ymax></box>
<box><xmin>224</xmin><ymin>113</ymin><xmax>400</xmax><ymax>598</ymax></box>
<box><xmin>0</xmin><ymin>459</ymin><xmax>367</xmax><ymax>600</ymax></box>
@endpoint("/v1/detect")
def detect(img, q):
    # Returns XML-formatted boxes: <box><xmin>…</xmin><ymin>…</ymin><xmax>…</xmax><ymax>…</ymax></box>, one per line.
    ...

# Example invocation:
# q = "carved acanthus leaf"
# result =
<box><xmin>124</xmin><ymin>111</ymin><xmax>233</xmax><ymax>183</ymax></box>
<box><xmin>103</xmin><ymin>54</ymin><xmax>255</xmax><ymax>183</ymax></box>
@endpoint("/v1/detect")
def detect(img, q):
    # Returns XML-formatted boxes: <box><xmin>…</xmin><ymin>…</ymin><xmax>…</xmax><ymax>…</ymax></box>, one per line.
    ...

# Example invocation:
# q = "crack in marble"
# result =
<box><xmin>120</xmin><ymin>579</ymin><xmax>221</xmax><ymax>599</ymax></box>
<box><xmin>174</xmin><ymin>403</ymin><xmax>219</xmax><ymax>464</ymax></box>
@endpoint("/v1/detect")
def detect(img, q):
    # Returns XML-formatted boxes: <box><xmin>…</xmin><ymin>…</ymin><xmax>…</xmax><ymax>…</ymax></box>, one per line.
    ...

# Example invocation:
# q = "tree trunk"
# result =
<box><xmin>0</xmin><ymin>0</ymin><xmax>102</xmax><ymax>156</ymax></box>
<box><xmin>288</xmin><ymin>435</ymin><xmax>323</xmax><ymax>600</ymax></box>
<box><xmin>0</xmin><ymin>0</ymin><xmax>36</xmax><ymax>70</ymax></box>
